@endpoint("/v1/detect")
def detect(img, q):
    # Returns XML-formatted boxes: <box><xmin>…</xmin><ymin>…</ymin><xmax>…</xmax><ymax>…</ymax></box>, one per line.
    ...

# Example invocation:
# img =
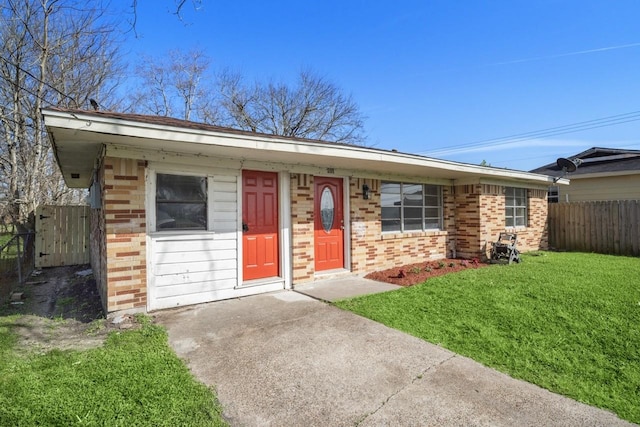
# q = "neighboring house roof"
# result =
<box><xmin>530</xmin><ymin>147</ymin><xmax>640</xmax><ymax>178</ymax></box>
<box><xmin>42</xmin><ymin>107</ymin><xmax>562</xmax><ymax>189</ymax></box>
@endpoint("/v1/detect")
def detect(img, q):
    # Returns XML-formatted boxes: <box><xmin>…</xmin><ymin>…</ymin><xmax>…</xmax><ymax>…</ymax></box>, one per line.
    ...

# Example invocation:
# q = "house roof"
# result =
<box><xmin>530</xmin><ymin>147</ymin><xmax>640</xmax><ymax>178</ymax></box>
<box><xmin>42</xmin><ymin>107</ymin><xmax>563</xmax><ymax>188</ymax></box>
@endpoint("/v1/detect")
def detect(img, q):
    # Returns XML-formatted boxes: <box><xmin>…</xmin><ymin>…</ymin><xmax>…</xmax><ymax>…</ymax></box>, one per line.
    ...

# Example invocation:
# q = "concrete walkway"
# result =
<box><xmin>294</xmin><ymin>275</ymin><xmax>401</xmax><ymax>302</ymax></box>
<box><xmin>155</xmin><ymin>289</ymin><xmax>633</xmax><ymax>426</ymax></box>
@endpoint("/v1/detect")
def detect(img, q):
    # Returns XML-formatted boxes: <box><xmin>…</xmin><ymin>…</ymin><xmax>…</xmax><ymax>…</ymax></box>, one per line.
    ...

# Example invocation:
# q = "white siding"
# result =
<box><xmin>148</xmin><ymin>174</ymin><xmax>240</xmax><ymax>310</ymax></box>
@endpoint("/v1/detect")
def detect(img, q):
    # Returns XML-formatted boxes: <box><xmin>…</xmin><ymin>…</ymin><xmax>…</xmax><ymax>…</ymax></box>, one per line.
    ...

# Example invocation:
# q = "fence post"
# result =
<box><xmin>16</xmin><ymin>234</ymin><xmax>23</xmax><ymax>284</ymax></box>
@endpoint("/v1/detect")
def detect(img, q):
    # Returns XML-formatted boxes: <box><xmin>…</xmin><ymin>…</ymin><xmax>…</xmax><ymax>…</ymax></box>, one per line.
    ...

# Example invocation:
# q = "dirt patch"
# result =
<box><xmin>365</xmin><ymin>258</ymin><xmax>488</xmax><ymax>286</ymax></box>
<box><xmin>2</xmin><ymin>265</ymin><xmax>104</xmax><ymax>321</ymax></box>
<box><xmin>1</xmin><ymin>265</ymin><xmax>137</xmax><ymax>354</ymax></box>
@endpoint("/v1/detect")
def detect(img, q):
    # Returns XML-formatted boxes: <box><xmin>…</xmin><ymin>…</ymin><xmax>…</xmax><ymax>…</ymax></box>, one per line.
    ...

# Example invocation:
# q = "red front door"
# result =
<box><xmin>243</xmin><ymin>170</ymin><xmax>279</xmax><ymax>281</ymax></box>
<box><xmin>314</xmin><ymin>177</ymin><xmax>344</xmax><ymax>271</ymax></box>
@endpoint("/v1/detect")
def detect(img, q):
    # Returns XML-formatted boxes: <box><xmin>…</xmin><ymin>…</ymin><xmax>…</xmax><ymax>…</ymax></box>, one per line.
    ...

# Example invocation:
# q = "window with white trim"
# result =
<box><xmin>547</xmin><ymin>186</ymin><xmax>559</xmax><ymax>203</ymax></box>
<box><xmin>381</xmin><ymin>182</ymin><xmax>442</xmax><ymax>232</ymax></box>
<box><xmin>156</xmin><ymin>173</ymin><xmax>207</xmax><ymax>230</ymax></box>
<box><xmin>505</xmin><ymin>187</ymin><xmax>527</xmax><ymax>227</ymax></box>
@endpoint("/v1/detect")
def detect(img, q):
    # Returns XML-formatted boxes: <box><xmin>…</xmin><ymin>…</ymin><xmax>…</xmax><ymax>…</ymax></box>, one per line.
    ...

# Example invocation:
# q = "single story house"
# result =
<box><xmin>43</xmin><ymin>108</ymin><xmax>563</xmax><ymax>313</ymax></box>
<box><xmin>531</xmin><ymin>147</ymin><xmax>640</xmax><ymax>203</ymax></box>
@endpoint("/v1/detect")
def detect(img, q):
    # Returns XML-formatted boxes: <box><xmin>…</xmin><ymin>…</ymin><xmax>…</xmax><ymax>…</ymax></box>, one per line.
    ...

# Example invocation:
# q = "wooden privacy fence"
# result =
<box><xmin>35</xmin><ymin>205</ymin><xmax>90</xmax><ymax>268</ymax></box>
<box><xmin>548</xmin><ymin>201</ymin><xmax>640</xmax><ymax>256</ymax></box>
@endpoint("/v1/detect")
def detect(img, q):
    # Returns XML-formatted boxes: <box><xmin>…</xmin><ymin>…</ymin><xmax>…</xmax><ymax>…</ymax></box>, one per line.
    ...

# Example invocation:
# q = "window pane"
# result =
<box><xmin>157</xmin><ymin>202</ymin><xmax>206</xmax><ymax>230</ymax></box>
<box><xmin>382</xmin><ymin>220</ymin><xmax>401</xmax><ymax>232</ymax></box>
<box><xmin>515</xmin><ymin>216</ymin><xmax>526</xmax><ymax>226</ymax></box>
<box><xmin>424</xmin><ymin>219</ymin><xmax>440</xmax><ymax>229</ymax></box>
<box><xmin>425</xmin><ymin>207</ymin><xmax>439</xmax><ymax>219</ymax></box>
<box><xmin>403</xmin><ymin>218</ymin><xmax>422</xmax><ymax>231</ymax></box>
<box><xmin>424</xmin><ymin>184</ymin><xmax>439</xmax><ymax>197</ymax></box>
<box><xmin>403</xmin><ymin>184</ymin><xmax>423</xmax><ymax>206</ymax></box>
<box><xmin>320</xmin><ymin>187</ymin><xmax>334</xmax><ymax>233</ymax></box>
<box><xmin>157</xmin><ymin>174</ymin><xmax>206</xmax><ymax>202</ymax></box>
<box><xmin>156</xmin><ymin>173</ymin><xmax>207</xmax><ymax>231</ymax></box>
<box><xmin>381</xmin><ymin>207</ymin><xmax>400</xmax><ymax>221</ymax></box>
<box><xmin>403</xmin><ymin>207</ymin><xmax>422</xmax><ymax>220</ymax></box>
<box><xmin>424</xmin><ymin>195</ymin><xmax>439</xmax><ymax>207</ymax></box>
<box><xmin>381</xmin><ymin>182</ymin><xmax>401</xmax><ymax>207</ymax></box>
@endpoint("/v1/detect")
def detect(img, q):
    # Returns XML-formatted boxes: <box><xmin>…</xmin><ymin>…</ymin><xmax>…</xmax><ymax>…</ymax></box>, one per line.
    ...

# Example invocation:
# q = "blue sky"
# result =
<box><xmin>123</xmin><ymin>1</ymin><xmax>640</xmax><ymax>172</ymax></box>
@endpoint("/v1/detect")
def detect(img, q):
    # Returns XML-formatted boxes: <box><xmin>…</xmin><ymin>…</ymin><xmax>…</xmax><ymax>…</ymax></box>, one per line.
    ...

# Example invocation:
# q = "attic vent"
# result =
<box><xmin>71</xmin><ymin>173</ymin><xmax>80</xmax><ymax>179</ymax></box>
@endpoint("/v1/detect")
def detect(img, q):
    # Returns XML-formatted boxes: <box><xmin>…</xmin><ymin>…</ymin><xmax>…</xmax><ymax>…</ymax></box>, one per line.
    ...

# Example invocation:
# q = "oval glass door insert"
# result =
<box><xmin>320</xmin><ymin>187</ymin><xmax>334</xmax><ymax>232</ymax></box>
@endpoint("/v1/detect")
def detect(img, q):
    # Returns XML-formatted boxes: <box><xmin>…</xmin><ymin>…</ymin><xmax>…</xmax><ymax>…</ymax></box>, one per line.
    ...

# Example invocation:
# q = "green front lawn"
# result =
<box><xmin>0</xmin><ymin>316</ymin><xmax>227</xmax><ymax>426</ymax></box>
<box><xmin>336</xmin><ymin>252</ymin><xmax>640</xmax><ymax>424</ymax></box>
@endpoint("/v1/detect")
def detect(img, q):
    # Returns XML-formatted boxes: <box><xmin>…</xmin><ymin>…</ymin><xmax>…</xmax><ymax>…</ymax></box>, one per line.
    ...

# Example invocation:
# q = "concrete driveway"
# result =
<box><xmin>155</xmin><ymin>291</ymin><xmax>633</xmax><ymax>426</ymax></box>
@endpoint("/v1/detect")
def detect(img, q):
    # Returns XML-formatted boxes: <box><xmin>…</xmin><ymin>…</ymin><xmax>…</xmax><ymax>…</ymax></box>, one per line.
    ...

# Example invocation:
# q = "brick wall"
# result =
<box><xmin>454</xmin><ymin>184</ymin><xmax>549</xmax><ymax>259</ymax></box>
<box><xmin>349</xmin><ymin>178</ymin><xmax>452</xmax><ymax>273</ymax></box>
<box><xmin>480</xmin><ymin>185</ymin><xmax>505</xmax><ymax>258</ymax></box>
<box><xmin>453</xmin><ymin>184</ymin><xmax>482</xmax><ymax>258</ymax></box>
<box><xmin>518</xmin><ymin>189</ymin><xmax>549</xmax><ymax>251</ymax></box>
<box><xmin>103</xmin><ymin>157</ymin><xmax>147</xmax><ymax>312</ymax></box>
<box><xmin>290</xmin><ymin>174</ymin><xmax>315</xmax><ymax>283</ymax></box>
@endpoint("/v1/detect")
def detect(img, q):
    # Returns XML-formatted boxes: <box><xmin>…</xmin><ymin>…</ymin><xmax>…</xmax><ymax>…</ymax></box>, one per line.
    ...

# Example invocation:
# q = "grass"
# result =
<box><xmin>0</xmin><ymin>315</ymin><xmax>228</xmax><ymax>426</ymax></box>
<box><xmin>335</xmin><ymin>252</ymin><xmax>640</xmax><ymax>424</ymax></box>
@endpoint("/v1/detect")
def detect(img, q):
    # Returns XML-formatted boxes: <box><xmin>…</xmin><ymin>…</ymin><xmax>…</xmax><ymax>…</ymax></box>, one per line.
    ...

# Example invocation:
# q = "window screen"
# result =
<box><xmin>156</xmin><ymin>173</ymin><xmax>207</xmax><ymax>230</ymax></box>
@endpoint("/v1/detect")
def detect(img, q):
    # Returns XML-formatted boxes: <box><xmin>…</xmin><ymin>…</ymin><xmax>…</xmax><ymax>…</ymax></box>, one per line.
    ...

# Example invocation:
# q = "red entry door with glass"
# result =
<box><xmin>314</xmin><ymin>177</ymin><xmax>344</xmax><ymax>271</ymax></box>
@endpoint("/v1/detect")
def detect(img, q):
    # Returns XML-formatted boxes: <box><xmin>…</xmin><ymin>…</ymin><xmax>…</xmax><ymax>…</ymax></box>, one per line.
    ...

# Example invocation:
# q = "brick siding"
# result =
<box><xmin>290</xmin><ymin>174</ymin><xmax>315</xmax><ymax>282</ymax></box>
<box><xmin>94</xmin><ymin>164</ymin><xmax>549</xmax><ymax>309</ymax></box>
<box><xmin>455</xmin><ymin>184</ymin><xmax>548</xmax><ymax>259</ymax></box>
<box><xmin>292</xmin><ymin>177</ymin><xmax>549</xmax><ymax>283</ymax></box>
<box><xmin>102</xmin><ymin>157</ymin><xmax>147</xmax><ymax>312</ymax></box>
<box><xmin>349</xmin><ymin>178</ymin><xmax>455</xmax><ymax>273</ymax></box>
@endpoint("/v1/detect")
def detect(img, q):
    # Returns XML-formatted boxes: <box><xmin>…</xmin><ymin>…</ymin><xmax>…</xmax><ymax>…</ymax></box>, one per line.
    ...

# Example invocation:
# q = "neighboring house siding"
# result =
<box><xmin>560</xmin><ymin>175</ymin><xmax>640</xmax><ymax>202</ymax></box>
<box><xmin>104</xmin><ymin>157</ymin><xmax>147</xmax><ymax>312</ymax></box>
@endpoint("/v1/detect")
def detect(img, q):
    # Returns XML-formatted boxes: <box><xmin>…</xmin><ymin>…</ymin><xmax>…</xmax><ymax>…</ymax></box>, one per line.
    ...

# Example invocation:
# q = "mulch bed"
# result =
<box><xmin>365</xmin><ymin>258</ymin><xmax>489</xmax><ymax>287</ymax></box>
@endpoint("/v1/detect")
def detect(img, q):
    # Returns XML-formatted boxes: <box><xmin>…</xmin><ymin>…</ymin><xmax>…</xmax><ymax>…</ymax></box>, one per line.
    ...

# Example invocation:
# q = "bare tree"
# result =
<box><xmin>218</xmin><ymin>69</ymin><xmax>366</xmax><ymax>144</ymax></box>
<box><xmin>129</xmin><ymin>0</ymin><xmax>203</xmax><ymax>35</ymax></box>
<box><xmin>130</xmin><ymin>49</ymin><xmax>219</xmax><ymax>122</ymax></box>
<box><xmin>0</xmin><ymin>0</ymin><xmax>124</xmax><ymax>226</ymax></box>
<box><xmin>131</xmin><ymin>50</ymin><xmax>367</xmax><ymax>144</ymax></box>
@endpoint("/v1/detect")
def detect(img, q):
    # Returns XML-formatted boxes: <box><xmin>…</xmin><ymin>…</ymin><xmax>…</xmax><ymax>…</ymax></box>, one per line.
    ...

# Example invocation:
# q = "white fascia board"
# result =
<box><xmin>107</xmin><ymin>143</ymin><xmax>455</xmax><ymax>185</ymax></box>
<box><xmin>43</xmin><ymin>109</ymin><xmax>558</xmax><ymax>185</ymax></box>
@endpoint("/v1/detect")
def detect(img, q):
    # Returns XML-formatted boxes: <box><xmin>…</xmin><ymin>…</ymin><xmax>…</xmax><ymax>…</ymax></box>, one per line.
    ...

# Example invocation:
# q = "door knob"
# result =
<box><xmin>242</xmin><ymin>222</ymin><xmax>249</xmax><ymax>232</ymax></box>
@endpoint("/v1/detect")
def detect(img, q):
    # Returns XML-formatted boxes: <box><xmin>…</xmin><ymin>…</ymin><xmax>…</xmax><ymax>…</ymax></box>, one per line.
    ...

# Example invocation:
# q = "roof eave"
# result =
<box><xmin>42</xmin><ymin>108</ymin><xmax>560</xmax><ymax>188</ymax></box>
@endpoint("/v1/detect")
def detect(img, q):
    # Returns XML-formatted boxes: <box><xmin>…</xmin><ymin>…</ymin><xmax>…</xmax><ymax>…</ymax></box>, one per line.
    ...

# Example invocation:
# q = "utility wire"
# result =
<box><xmin>0</xmin><ymin>54</ymin><xmax>77</xmax><ymax>105</ymax></box>
<box><xmin>421</xmin><ymin>110</ymin><xmax>640</xmax><ymax>156</ymax></box>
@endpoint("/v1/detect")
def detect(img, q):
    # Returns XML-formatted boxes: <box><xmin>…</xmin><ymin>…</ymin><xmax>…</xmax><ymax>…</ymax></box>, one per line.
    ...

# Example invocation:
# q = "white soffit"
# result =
<box><xmin>43</xmin><ymin>109</ymin><xmax>561</xmax><ymax>188</ymax></box>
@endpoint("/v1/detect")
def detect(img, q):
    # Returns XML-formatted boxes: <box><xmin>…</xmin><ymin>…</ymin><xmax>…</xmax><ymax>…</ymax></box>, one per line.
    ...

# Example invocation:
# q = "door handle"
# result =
<box><xmin>242</xmin><ymin>222</ymin><xmax>249</xmax><ymax>232</ymax></box>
